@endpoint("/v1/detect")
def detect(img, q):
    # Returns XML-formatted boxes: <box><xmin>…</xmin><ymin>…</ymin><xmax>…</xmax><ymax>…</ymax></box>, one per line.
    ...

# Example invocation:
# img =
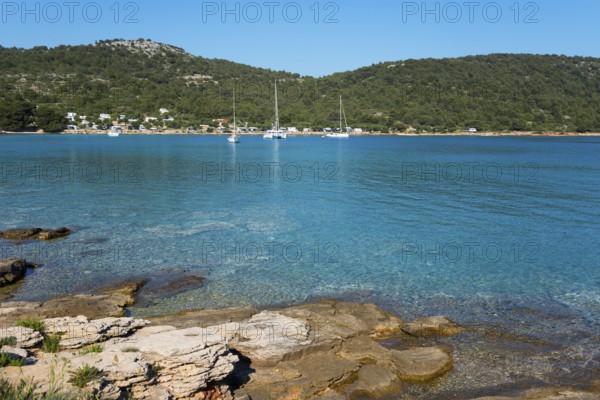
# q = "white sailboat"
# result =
<box><xmin>325</xmin><ymin>96</ymin><xmax>350</xmax><ymax>139</ymax></box>
<box><xmin>228</xmin><ymin>89</ymin><xmax>240</xmax><ymax>144</ymax></box>
<box><xmin>108</xmin><ymin>126</ymin><xmax>122</xmax><ymax>137</ymax></box>
<box><xmin>264</xmin><ymin>80</ymin><xmax>287</xmax><ymax>140</ymax></box>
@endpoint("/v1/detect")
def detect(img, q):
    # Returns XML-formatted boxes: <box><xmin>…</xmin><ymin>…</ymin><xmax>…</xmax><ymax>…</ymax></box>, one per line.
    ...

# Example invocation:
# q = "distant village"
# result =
<box><xmin>64</xmin><ymin>107</ymin><xmax>373</xmax><ymax>134</ymax></box>
<box><xmin>64</xmin><ymin>108</ymin><xmax>481</xmax><ymax>135</ymax></box>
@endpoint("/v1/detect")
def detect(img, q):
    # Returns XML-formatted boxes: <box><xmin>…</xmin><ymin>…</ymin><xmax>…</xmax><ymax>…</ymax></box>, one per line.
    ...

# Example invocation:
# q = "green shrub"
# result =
<box><xmin>68</xmin><ymin>364</ymin><xmax>104</xmax><ymax>389</ymax></box>
<box><xmin>79</xmin><ymin>343</ymin><xmax>103</xmax><ymax>355</ymax></box>
<box><xmin>121</xmin><ymin>347</ymin><xmax>139</xmax><ymax>353</ymax></box>
<box><xmin>0</xmin><ymin>378</ymin><xmax>35</xmax><ymax>399</ymax></box>
<box><xmin>16</xmin><ymin>318</ymin><xmax>45</xmax><ymax>335</ymax></box>
<box><xmin>0</xmin><ymin>337</ymin><xmax>17</xmax><ymax>347</ymax></box>
<box><xmin>0</xmin><ymin>353</ymin><xmax>24</xmax><ymax>368</ymax></box>
<box><xmin>43</xmin><ymin>335</ymin><xmax>61</xmax><ymax>354</ymax></box>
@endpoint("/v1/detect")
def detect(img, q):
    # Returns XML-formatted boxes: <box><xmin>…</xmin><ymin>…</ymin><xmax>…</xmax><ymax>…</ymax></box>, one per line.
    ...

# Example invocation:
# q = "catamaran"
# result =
<box><xmin>325</xmin><ymin>96</ymin><xmax>350</xmax><ymax>139</ymax></box>
<box><xmin>228</xmin><ymin>89</ymin><xmax>240</xmax><ymax>144</ymax></box>
<box><xmin>264</xmin><ymin>80</ymin><xmax>287</xmax><ymax>140</ymax></box>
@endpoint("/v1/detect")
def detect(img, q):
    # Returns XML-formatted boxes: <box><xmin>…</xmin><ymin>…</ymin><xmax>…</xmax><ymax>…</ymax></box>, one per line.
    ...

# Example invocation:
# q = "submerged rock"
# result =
<box><xmin>0</xmin><ymin>258</ymin><xmax>27</xmax><ymax>286</ymax></box>
<box><xmin>0</xmin><ymin>228</ymin><xmax>42</xmax><ymax>240</ymax></box>
<box><xmin>134</xmin><ymin>270</ymin><xmax>205</xmax><ymax>307</ymax></box>
<box><xmin>390</xmin><ymin>346</ymin><xmax>453</xmax><ymax>382</ymax></box>
<box><xmin>401</xmin><ymin>315</ymin><xmax>464</xmax><ymax>337</ymax></box>
<box><xmin>0</xmin><ymin>227</ymin><xmax>71</xmax><ymax>241</ymax></box>
<box><xmin>0</xmin><ymin>281</ymin><xmax>143</xmax><ymax>326</ymax></box>
<box><xmin>38</xmin><ymin>227</ymin><xmax>71</xmax><ymax>240</ymax></box>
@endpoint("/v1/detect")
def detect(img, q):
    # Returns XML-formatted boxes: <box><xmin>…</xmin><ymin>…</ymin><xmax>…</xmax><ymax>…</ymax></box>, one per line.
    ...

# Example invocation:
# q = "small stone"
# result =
<box><xmin>1</xmin><ymin>346</ymin><xmax>28</xmax><ymax>360</ymax></box>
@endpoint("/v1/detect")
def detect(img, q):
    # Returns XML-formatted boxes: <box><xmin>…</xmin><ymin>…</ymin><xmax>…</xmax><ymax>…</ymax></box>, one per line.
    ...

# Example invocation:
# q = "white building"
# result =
<box><xmin>163</xmin><ymin>117</ymin><xmax>175</xmax><ymax>122</ymax></box>
<box><xmin>159</xmin><ymin>108</ymin><xmax>169</xmax><ymax>114</ymax></box>
<box><xmin>99</xmin><ymin>114</ymin><xmax>111</xmax><ymax>120</ymax></box>
<box><xmin>145</xmin><ymin>117</ymin><xmax>158</xmax><ymax>122</ymax></box>
<box><xmin>468</xmin><ymin>128</ymin><xmax>478</xmax><ymax>133</ymax></box>
<box><xmin>67</xmin><ymin>112</ymin><xmax>77</xmax><ymax>122</ymax></box>
<box><xmin>118</xmin><ymin>115</ymin><xmax>127</xmax><ymax>120</ymax></box>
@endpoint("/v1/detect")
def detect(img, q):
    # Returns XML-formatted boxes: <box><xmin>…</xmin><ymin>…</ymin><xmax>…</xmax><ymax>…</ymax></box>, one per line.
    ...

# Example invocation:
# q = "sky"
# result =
<box><xmin>1</xmin><ymin>0</ymin><xmax>600</xmax><ymax>76</ymax></box>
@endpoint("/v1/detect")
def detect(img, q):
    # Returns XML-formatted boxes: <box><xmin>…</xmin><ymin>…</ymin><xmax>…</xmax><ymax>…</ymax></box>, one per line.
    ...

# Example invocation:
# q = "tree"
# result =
<box><xmin>0</xmin><ymin>98</ymin><xmax>34</xmax><ymax>131</ymax></box>
<box><xmin>35</xmin><ymin>106</ymin><xmax>67</xmax><ymax>133</ymax></box>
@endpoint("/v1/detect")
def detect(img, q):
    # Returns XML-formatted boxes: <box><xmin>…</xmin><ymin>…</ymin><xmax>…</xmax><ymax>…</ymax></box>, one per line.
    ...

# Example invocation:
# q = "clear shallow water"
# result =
<box><xmin>1</xmin><ymin>135</ymin><xmax>599</xmax><ymax>324</ymax></box>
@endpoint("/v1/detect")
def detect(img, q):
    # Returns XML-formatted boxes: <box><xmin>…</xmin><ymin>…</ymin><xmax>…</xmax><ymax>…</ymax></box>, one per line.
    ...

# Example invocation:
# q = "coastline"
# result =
<box><xmin>1</xmin><ymin>271</ymin><xmax>599</xmax><ymax>399</ymax></box>
<box><xmin>3</xmin><ymin>130</ymin><xmax>600</xmax><ymax>137</ymax></box>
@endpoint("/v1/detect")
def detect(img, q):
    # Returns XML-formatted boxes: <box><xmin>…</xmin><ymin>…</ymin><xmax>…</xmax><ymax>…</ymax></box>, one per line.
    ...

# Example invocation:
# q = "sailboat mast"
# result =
<box><xmin>339</xmin><ymin>95</ymin><xmax>343</xmax><ymax>133</ymax></box>
<box><xmin>233</xmin><ymin>88</ymin><xmax>236</xmax><ymax>134</ymax></box>
<box><xmin>274</xmin><ymin>80</ymin><xmax>279</xmax><ymax>131</ymax></box>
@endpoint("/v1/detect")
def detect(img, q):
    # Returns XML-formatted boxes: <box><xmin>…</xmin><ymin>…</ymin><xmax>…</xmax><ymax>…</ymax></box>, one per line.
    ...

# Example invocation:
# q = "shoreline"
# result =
<box><xmin>1</xmin><ymin>272</ymin><xmax>599</xmax><ymax>399</ymax></box>
<box><xmin>3</xmin><ymin>130</ymin><xmax>600</xmax><ymax>137</ymax></box>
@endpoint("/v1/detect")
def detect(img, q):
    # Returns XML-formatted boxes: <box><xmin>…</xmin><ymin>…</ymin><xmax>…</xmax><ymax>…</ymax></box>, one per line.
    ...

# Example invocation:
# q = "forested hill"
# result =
<box><xmin>1</xmin><ymin>39</ymin><xmax>600</xmax><ymax>132</ymax></box>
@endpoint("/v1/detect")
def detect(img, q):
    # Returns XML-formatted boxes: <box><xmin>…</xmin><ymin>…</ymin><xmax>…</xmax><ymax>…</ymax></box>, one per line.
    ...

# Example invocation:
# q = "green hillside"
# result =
<box><xmin>1</xmin><ymin>39</ymin><xmax>599</xmax><ymax>132</ymax></box>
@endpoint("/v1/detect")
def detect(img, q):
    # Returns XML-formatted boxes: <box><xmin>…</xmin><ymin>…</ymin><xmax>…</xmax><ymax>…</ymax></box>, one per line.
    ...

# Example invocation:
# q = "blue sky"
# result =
<box><xmin>1</xmin><ymin>0</ymin><xmax>600</xmax><ymax>76</ymax></box>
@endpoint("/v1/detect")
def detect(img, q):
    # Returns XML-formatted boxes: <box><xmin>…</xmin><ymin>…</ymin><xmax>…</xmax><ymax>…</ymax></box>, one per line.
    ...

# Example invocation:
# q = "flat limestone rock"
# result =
<box><xmin>347</xmin><ymin>364</ymin><xmax>403</xmax><ymax>398</ymax></box>
<box><xmin>1</xmin><ymin>346</ymin><xmax>28</xmax><ymax>359</ymax></box>
<box><xmin>0</xmin><ymin>326</ymin><xmax>44</xmax><ymax>348</ymax></box>
<box><xmin>391</xmin><ymin>346</ymin><xmax>453</xmax><ymax>382</ymax></box>
<box><xmin>110</xmin><ymin>325</ymin><xmax>239</xmax><ymax>398</ymax></box>
<box><xmin>227</xmin><ymin>311</ymin><xmax>314</xmax><ymax>367</ymax></box>
<box><xmin>239</xmin><ymin>353</ymin><xmax>360</xmax><ymax>400</ymax></box>
<box><xmin>0</xmin><ymin>282</ymin><xmax>140</xmax><ymax>326</ymax></box>
<box><xmin>70</xmin><ymin>350</ymin><xmax>150</xmax><ymax>388</ymax></box>
<box><xmin>279</xmin><ymin>301</ymin><xmax>405</xmax><ymax>340</ymax></box>
<box><xmin>44</xmin><ymin>316</ymin><xmax>149</xmax><ymax>349</ymax></box>
<box><xmin>148</xmin><ymin>306</ymin><xmax>257</xmax><ymax>329</ymax></box>
<box><xmin>337</xmin><ymin>334</ymin><xmax>392</xmax><ymax>365</ymax></box>
<box><xmin>401</xmin><ymin>315</ymin><xmax>464</xmax><ymax>337</ymax></box>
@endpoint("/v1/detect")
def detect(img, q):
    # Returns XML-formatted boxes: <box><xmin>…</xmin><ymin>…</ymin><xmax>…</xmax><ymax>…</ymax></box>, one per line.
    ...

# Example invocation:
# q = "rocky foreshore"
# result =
<box><xmin>0</xmin><ymin>279</ymin><xmax>599</xmax><ymax>400</ymax></box>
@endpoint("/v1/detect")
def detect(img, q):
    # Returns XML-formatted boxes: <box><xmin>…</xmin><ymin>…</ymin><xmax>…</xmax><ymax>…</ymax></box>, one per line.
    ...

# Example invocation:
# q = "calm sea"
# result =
<box><xmin>1</xmin><ymin>135</ymin><xmax>599</xmax><ymax>326</ymax></box>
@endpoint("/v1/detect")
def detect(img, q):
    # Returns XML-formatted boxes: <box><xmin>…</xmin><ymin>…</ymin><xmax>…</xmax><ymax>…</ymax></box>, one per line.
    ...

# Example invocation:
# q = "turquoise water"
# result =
<box><xmin>1</xmin><ymin>135</ymin><xmax>599</xmax><ymax>323</ymax></box>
